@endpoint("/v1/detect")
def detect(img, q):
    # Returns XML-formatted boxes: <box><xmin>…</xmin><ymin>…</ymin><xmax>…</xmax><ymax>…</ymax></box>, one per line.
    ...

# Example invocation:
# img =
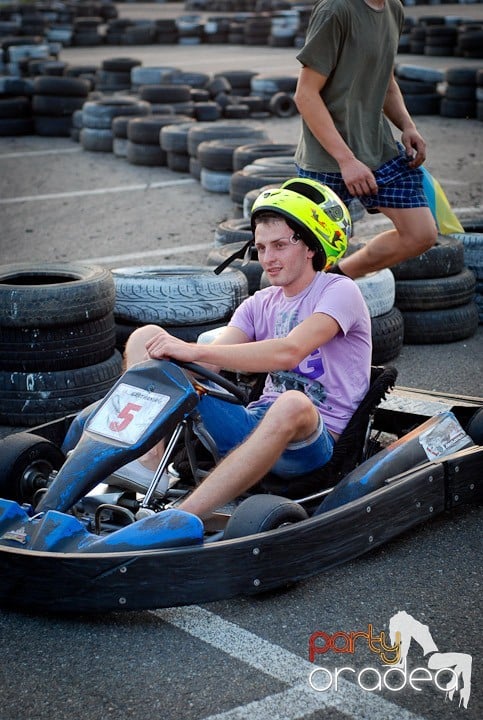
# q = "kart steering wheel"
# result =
<box><xmin>175</xmin><ymin>361</ymin><xmax>249</xmax><ymax>405</ymax></box>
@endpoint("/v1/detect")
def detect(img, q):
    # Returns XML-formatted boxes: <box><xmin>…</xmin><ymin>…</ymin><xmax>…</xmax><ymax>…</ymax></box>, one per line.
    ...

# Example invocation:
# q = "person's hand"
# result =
<box><xmin>339</xmin><ymin>157</ymin><xmax>378</xmax><ymax>196</ymax></box>
<box><xmin>401</xmin><ymin>127</ymin><xmax>426</xmax><ymax>168</ymax></box>
<box><xmin>144</xmin><ymin>328</ymin><xmax>197</xmax><ymax>363</ymax></box>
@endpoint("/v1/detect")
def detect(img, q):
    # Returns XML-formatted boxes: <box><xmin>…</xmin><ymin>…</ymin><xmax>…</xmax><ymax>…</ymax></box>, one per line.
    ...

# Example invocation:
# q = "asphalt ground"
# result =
<box><xmin>0</xmin><ymin>4</ymin><xmax>482</xmax><ymax>720</ymax></box>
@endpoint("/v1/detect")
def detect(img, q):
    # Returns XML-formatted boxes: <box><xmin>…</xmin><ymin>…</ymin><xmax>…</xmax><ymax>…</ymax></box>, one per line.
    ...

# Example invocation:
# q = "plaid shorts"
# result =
<box><xmin>296</xmin><ymin>145</ymin><xmax>428</xmax><ymax>213</ymax></box>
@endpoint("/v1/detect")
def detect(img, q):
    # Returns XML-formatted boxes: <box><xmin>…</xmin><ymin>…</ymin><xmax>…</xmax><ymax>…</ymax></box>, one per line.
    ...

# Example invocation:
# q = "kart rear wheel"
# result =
<box><xmin>0</xmin><ymin>432</ymin><xmax>65</xmax><ymax>504</ymax></box>
<box><xmin>224</xmin><ymin>494</ymin><xmax>308</xmax><ymax>539</ymax></box>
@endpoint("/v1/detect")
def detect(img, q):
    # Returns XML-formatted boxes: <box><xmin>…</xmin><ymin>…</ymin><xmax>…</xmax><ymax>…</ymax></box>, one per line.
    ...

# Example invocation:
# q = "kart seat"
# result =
<box><xmin>257</xmin><ymin>365</ymin><xmax>398</xmax><ymax>500</ymax></box>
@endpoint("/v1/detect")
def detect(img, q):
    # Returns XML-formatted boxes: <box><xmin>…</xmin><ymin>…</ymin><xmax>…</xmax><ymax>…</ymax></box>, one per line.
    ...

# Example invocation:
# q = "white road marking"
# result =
<box><xmin>84</xmin><ymin>242</ymin><xmax>212</xmax><ymax>264</ymax></box>
<box><xmin>153</xmin><ymin>606</ymin><xmax>428</xmax><ymax>720</ymax></box>
<box><xmin>0</xmin><ymin>147</ymin><xmax>82</xmax><ymax>159</ymax></box>
<box><xmin>0</xmin><ymin>177</ymin><xmax>196</xmax><ymax>204</ymax></box>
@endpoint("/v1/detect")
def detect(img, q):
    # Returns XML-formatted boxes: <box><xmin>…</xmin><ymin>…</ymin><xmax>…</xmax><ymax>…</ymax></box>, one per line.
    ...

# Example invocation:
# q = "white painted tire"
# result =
<box><xmin>355</xmin><ymin>269</ymin><xmax>395</xmax><ymax>318</ymax></box>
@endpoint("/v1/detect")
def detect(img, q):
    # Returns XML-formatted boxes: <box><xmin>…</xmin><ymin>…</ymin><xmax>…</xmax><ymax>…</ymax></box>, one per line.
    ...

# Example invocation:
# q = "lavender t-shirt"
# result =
<box><xmin>228</xmin><ymin>273</ymin><xmax>372</xmax><ymax>435</ymax></box>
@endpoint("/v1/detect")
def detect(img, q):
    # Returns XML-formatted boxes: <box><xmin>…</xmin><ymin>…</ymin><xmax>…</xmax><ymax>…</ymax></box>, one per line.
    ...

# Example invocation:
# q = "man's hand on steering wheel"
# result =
<box><xmin>145</xmin><ymin>328</ymin><xmax>200</xmax><ymax>364</ymax></box>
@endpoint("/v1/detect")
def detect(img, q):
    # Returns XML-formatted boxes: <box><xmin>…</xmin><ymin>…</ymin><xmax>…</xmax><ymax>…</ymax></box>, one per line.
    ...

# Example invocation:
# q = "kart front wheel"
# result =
<box><xmin>224</xmin><ymin>494</ymin><xmax>308</xmax><ymax>539</ymax></box>
<box><xmin>0</xmin><ymin>432</ymin><xmax>65</xmax><ymax>504</ymax></box>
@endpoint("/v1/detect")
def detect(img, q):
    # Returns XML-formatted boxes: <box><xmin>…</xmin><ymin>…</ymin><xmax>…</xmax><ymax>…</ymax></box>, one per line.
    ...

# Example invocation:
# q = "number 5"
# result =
<box><xmin>109</xmin><ymin>402</ymin><xmax>142</xmax><ymax>432</ymax></box>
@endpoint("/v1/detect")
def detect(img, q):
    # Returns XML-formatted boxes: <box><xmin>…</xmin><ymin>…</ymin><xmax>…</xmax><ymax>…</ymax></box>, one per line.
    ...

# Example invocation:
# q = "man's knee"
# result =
<box><xmin>124</xmin><ymin>324</ymin><xmax>161</xmax><ymax>366</ymax></box>
<box><xmin>268</xmin><ymin>391</ymin><xmax>316</xmax><ymax>432</ymax></box>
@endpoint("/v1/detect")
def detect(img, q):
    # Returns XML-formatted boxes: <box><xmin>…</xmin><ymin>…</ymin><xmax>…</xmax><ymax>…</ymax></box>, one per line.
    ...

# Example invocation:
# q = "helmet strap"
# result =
<box><xmin>213</xmin><ymin>239</ymin><xmax>253</xmax><ymax>275</ymax></box>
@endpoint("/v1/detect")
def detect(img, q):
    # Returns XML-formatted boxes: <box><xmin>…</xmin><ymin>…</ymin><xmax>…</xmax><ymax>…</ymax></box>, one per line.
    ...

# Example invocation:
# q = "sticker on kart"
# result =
<box><xmin>87</xmin><ymin>383</ymin><xmax>170</xmax><ymax>444</ymax></box>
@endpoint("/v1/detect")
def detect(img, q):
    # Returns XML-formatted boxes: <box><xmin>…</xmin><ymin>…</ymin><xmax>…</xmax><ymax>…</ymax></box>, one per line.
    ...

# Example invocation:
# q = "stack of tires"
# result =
<box><xmin>0</xmin><ymin>77</ymin><xmax>34</xmax><ymax>136</ymax></box>
<box><xmin>112</xmin><ymin>266</ymin><xmax>249</xmax><ymax>350</ymax></box>
<box><xmin>395</xmin><ymin>64</ymin><xmax>444</xmax><ymax>116</ymax></box>
<box><xmin>392</xmin><ymin>235</ymin><xmax>479</xmax><ymax>345</ymax></box>
<box><xmin>80</xmin><ymin>96</ymin><xmax>150</xmax><ymax>153</ymax></box>
<box><xmin>355</xmin><ymin>269</ymin><xmax>404</xmax><ymax>365</ymax></box>
<box><xmin>32</xmin><ymin>74</ymin><xmax>90</xmax><ymax>137</ymax></box>
<box><xmin>450</xmin><ymin>220</ymin><xmax>483</xmax><ymax>325</ymax></box>
<box><xmin>0</xmin><ymin>263</ymin><xmax>122</xmax><ymax>427</ymax></box>
<box><xmin>440</xmin><ymin>66</ymin><xmax>479</xmax><ymax>119</ymax></box>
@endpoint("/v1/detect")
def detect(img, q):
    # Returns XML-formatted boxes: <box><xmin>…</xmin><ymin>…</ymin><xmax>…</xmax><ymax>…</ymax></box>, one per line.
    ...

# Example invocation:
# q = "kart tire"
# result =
<box><xmin>0</xmin><ymin>432</ymin><xmax>65</xmax><ymax>504</ymax></box>
<box><xmin>465</xmin><ymin>408</ymin><xmax>483</xmax><ymax>445</ymax></box>
<box><xmin>112</xmin><ymin>266</ymin><xmax>248</xmax><ymax>325</ymax></box>
<box><xmin>355</xmin><ymin>270</ymin><xmax>395</xmax><ymax>318</ymax></box>
<box><xmin>224</xmin><ymin>494</ymin><xmax>308</xmax><ymax>539</ymax></box>
<box><xmin>0</xmin><ymin>262</ymin><xmax>115</xmax><ymax>327</ymax></box>
<box><xmin>0</xmin><ymin>350</ymin><xmax>123</xmax><ymax>426</ymax></box>
<box><xmin>402</xmin><ymin>302</ymin><xmax>479</xmax><ymax>344</ymax></box>
<box><xmin>0</xmin><ymin>313</ymin><xmax>116</xmax><ymax>371</ymax></box>
<box><xmin>395</xmin><ymin>269</ymin><xmax>476</xmax><ymax>311</ymax></box>
<box><xmin>371</xmin><ymin>307</ymin><xmax>404</xmax><ymax>364</ymax></box>
<box><xmin>390</xmin><ymin>235</ymin><xmax>465</xmax><ymax>280</ymax></box>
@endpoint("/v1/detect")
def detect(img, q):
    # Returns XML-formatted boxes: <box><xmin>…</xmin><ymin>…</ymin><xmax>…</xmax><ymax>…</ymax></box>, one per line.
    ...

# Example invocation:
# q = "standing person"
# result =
<box><xmin>293</xmin><ymin>0</ymin><xmax>438</xmax><ymax>279</ymax></box>
<box><xmin>121</xmin><ymin>180</ymin><xmax>372</xmax><ymax>520</ymax></box>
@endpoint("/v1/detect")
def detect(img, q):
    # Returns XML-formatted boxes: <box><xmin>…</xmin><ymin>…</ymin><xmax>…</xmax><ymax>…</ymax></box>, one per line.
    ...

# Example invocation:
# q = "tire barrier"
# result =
<box><xmin>391</xmin><ymin>233</ymin><xmax>480</xmax><ymax>343</ymax></box>
<box><xmin>0</xmin><ymin>262</ymin><xmax>121</xmax><ymax>426</ymax></box>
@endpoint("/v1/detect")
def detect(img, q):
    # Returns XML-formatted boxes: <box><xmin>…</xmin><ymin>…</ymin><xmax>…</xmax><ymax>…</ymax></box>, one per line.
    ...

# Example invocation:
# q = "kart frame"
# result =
<box><xmin>0</xmin><ymin>365</ymin><xmax>481</xmax><ymax>614</ymax></box>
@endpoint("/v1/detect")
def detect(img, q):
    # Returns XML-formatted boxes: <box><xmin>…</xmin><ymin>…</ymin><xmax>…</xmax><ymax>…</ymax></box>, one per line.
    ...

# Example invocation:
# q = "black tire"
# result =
<box><xmin>0</xmin><ymin>262</ymin><xmax>115</xmax><ymax>327</ymax></box>
<box><xmin>395</xmin><ymin>269</ymin><xmax>476</xmax><ymax>311</ymax></box>
<box><xmin>214</xmin><ymin>218</ymin><xmax>252</xmax><ymax>246</ymax></box>
<box><xmin>449</xmin><ymin>230</ymin><xmax>483</xmax><ymax>280</ymax></box>
<box><xmin>198</xmin><ymin>138</ymin><xmax>250</xmax><ymax>171</ymax></box>
<box><xmin>187</xmin><ymin>122</ymin><xmax>268</xmax><ymax>158</ymax></box>
<box><xmin>0</xmin><ymin>313</ymin><xmax>116</xmax><ymax>371</ymax></box>
<box><xmin>160</xmin><ymin>121</ymin><xmax>196</xmax><ymax>153</ymax></box>
<box><xmin>371</xmin><ymin>307</ymin><xmax>404</xmax><ymax>364</ymax></box>
<box><xmin>230</xmin><ymin>168</ymin><xmax>294</xmax><ymax>207</ymax></box>
<box><xmin>224</xmin><ymin>494</ymin><xmax>308</xmax><ymax>540</ymax></box>
<box><xmin>403</xmin><ymin>93</ymin><xmax>441</xmax><ymax>115</ymax></box>
<box><xmin>0</xmin><ymin>350</ymin><xmax>123</xmax><ymax>426</ymax></box>
<box><xmin>440</xmin><ymin>98</ymin><xmax>476</xmax><ymax>118</ymax></box>
<box><xmin>402</xmin><ymin>302</ymin><xmax>479</xmax><ymax>344</ymax></box>
<box><xmin>233</xmin><ymin>142</ymin><xmax>297</xmax><ymax>171</ymax></box>
<box><xmin>390</xmin><ymin>235</ymin><xmax>465</xmax><ymax>279</ymax></box>
<box><xmin>0</xmin><ymin>117</ymin><xmax>35</xmax><ymax>136</ymax></box>
<box><xmin>268</xmin><ymin>92</ymin><xmax>297</xmax><ymax>118</ymax></box>
<box><xmin>34</xmin><ymin>115</ymin><xmax>72</xmax><ymax>137</ymax></box>
<box><xmin>0</xmin><ymin>432</ymin><xmax>65</xmax><ymax>504</ymax></box>
<box><xmin>32</xmin><ymin>75</ymin><xmax>90</xmax><ymax>97</ymax></box>
<box><xmin>82</xmin><ymin>98</ymin><xmax>151</xmax><ymax>130</ymax></box>
<box><xmin>112</xmin><ymin>266</ymin><xmax>248</xmax><ymax>325</ymax></box>
<box><xmin>80</xmin><ymin>127</ymin><xmax>113</xmax><ymax>152</ymax></box>
<box><xmin>126</xmin><ymin>141</ymin><xmax>167</xmax><ymax>167</ymax></box>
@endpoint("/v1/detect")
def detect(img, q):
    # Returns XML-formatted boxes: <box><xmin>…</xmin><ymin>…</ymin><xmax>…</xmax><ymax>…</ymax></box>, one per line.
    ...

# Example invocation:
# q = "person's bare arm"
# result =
<box><xmin>383</xmin><ymin>72</ymin><xmax>426</xmax><ymax>168</ymax></box>
<box><xmin>144</xmin><ymin>312</ymin><xmax>340</xmax><ymax>374</ymax></box>
<box><xmin>294</xmin><ymin>66</ymin><xmax>378</xmax><ymax>195</ymax></box>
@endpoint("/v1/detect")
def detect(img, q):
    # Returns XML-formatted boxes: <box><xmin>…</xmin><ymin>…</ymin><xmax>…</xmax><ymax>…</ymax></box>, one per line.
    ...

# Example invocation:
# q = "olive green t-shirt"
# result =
<box><xmin>295</xmin><ymin>0</ymin><xmax>405</xmax><ymax>172</ymax></box>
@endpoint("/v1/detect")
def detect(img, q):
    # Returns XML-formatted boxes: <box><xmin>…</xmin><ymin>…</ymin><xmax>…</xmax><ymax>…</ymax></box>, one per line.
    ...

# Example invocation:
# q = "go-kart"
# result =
<box><xmin>0</xmin><ymin>358</ymin><xmax>481</xmax><ymax>613</ymax></box>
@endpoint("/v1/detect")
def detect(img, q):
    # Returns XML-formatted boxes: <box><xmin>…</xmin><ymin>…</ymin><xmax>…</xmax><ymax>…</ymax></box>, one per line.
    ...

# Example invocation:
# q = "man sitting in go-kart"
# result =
<box><xmin>119</xmin><ymin>179</ymin><xmax>372</xmax><ymax>520</ymax></box>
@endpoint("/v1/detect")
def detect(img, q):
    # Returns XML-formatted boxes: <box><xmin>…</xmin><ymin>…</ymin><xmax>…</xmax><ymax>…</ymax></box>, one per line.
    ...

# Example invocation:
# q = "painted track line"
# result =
<box><xmin>84</xmin><ymin>241</ymin><xmax>212</xmax><ymax>264</ymax></box>
<box><xmin>154</xmin><ymin>606</ymin><xmax>428</xmax><ymax>720</ymax></box>
<box><xmin>0</xmin><ymin>147</ymin><xmax>81</xmax><ymax>159</ymax></box>
<box><xmin>0</xmin><ymin>177</ymin><xmax>196</xmax><ymax>204</ymax></box>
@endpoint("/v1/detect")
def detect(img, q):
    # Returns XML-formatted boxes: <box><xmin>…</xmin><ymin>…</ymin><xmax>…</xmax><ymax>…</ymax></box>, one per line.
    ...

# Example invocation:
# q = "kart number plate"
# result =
<box><xmin>88</xmin><ymin>383</ymin><xmax>170</xmax><ymax>444</ymax></box>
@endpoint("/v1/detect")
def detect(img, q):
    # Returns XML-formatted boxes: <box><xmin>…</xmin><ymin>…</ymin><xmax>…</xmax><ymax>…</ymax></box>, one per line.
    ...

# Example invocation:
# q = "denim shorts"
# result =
<box><xmin>196</xmin><ymin>393</ymin><xmax>335</xmax><ymax>479</ymax></box>
<box><xmin>296</xmin><ymin>145</ymin><xmax>428</xmax><ymax>213</ymax></box>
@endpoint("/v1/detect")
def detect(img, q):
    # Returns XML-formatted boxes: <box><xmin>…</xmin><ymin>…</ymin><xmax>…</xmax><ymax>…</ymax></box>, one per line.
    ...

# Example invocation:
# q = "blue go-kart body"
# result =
<box><xmin>0</xmin><ymin>359</ymin><xmax>481</xmax><ymax>613</ymax></box>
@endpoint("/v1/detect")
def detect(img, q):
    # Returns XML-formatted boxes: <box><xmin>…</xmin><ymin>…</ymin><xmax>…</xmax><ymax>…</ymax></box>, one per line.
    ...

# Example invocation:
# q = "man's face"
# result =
<box><xmin>254</xmin><ymin>219</ymin><xmax>315</xmax><ymax>293</ymax></box>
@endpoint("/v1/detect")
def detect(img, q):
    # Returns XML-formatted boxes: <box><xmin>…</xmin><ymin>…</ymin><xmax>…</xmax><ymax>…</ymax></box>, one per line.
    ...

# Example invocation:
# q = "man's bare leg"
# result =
<box><xmin>179</xmin><ymin>390</ymin><xmax>320</xmax><ymax>520</ymax></box>
<box><xmin>338</xmin><ymin>206</ymin><xmax>437</xmax><ymax>279</ymax></box>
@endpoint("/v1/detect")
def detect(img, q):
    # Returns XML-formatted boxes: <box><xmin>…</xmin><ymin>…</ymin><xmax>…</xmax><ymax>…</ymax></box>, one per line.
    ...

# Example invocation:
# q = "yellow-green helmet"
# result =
<box><xmin>251</xmin><ymin>178</ymin><xmax>350</xmax><ymax>269</ymax></box>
